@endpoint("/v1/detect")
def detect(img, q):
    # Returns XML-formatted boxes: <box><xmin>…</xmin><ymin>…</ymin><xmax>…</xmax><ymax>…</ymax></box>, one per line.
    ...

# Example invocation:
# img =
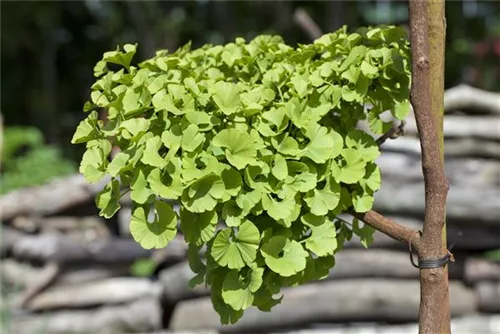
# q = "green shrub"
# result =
<box><xmin>72</xmin><ymin>25</ymin><xmax>410</xmax><ymax>323</ymax></box>
<box><xmin>1</xmin><ymin>127</ymin><xmax>76</xmax><ymax>194</ymax></box>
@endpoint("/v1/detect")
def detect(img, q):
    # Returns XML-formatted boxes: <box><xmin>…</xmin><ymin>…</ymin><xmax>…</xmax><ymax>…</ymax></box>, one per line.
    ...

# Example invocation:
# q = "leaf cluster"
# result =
<box><xmin>72</xmin><ymin>25</ymin><xmax>410</xmax><ymax>323</ymax></box>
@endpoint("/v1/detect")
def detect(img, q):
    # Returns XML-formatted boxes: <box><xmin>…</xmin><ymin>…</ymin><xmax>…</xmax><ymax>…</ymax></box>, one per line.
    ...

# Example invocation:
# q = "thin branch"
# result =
<box><xmin>376</xmin><ymin>120</ymin><xmax>406</xmax><ymax>146</ymax></box>
<box><xmin>351</xmin><ymin>210</ymin><xmax>421</xmax><ymax>252</ymax></box>
<box><xmin>294</xmin><ymin>8</ymin><xmax>323</xmax><ymax>40</ymax></box>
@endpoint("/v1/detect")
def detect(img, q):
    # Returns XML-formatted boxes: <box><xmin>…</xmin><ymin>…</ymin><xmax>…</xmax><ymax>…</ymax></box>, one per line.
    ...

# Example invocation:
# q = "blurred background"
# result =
<box><xmin>1</xmin><ymin>1</ymin><xmax>499</xmax><ymax>334</ymax></box>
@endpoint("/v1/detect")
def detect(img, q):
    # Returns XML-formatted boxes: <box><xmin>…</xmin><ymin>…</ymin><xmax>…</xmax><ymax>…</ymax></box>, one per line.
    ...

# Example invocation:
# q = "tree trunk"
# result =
<box><xmin>427</xmin><ymin>1</ymin><xmax>450</xmax><ymax>332</ymax></box>
<box><xmin>408</xmin><ymin>1</ymin><xmax>450</xmax><ymax>333</ymax></box>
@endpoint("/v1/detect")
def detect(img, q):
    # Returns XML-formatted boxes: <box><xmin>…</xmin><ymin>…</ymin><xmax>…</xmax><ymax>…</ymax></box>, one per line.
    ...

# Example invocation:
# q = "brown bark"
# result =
<box><xmin>408</xmin><ymin>1</ymin><xmax>450</xmax><ymax>333</ymax></box>
<box><xmin>351</xmin><ymin>210</ymin><xmax>420</xmax><ymax>252</ymax></box>
<box><xmin>375</xmin><ymin>120</ymin><xmax>406</xmax><ymax>146</ymax></box>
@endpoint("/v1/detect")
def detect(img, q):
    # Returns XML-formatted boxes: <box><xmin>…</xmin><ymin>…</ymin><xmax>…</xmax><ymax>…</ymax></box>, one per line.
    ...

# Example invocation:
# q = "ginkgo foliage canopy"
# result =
<box><xmin>72</xmin><ymin>25</ymin><xmax>411</xmax><ymax>323</ymax></box>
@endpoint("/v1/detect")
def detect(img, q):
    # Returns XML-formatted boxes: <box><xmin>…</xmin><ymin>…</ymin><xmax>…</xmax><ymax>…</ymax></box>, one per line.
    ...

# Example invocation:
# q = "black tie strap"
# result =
<box><xmin>409</xmin><ymin>231</ymin><xmax>462</xmax><ymax>269</ymax></box>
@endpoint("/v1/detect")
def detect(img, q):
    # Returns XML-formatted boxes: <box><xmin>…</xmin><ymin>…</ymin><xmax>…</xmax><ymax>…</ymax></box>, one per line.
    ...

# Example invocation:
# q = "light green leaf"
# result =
<box><xmin>304</xmin><ymin>180</ymin><xmax>341</xmax><ymax>216</ymax></box>
<box><xmin>352</xmin><ymin>218</ymin><xmax>375</xmax><ymax>248</ymax></box>
<box><xmin>185</xmin><ymin>111</ymin><xmax>213</xmax><ymax>130</ymax></box>
<box><xmin>181</xmin><ymin>175</ymin><xmax>225</xmax><ymax>213</ymax></box>
<box><xmin>241</xmin><ymin>88</ymin><xmax>263</xmax><ymax>115</ymax></box>
<box><xmin>212</xmin><ymin>81</ymin><xmax>241</xmax><ymax>115</ymax></box>
<box><xmin>299</xmin><ymin>256</ymin><xmax>335</xmax><ymax>283</ymax></box>
<box><xmin>263</xmin><ymin>107</ymin><xmax>285</xmax><ymax>126</ymax></box>
<box><xmin>272</xmin><ymin>155</ymin><xmax>288</xmax><ymax>180</ymax></box>
<box><xmin>79</xmin><ymin>141</ymin><xmax>111</xmax><ymax>183</ymax></box>
<box><xmin>261</xmin><ymin>236</ymin><xmax>308</xmax><ymax>277</ymax></box>
<box><xmin>345</xmin><ymin>130</ymin><xmax>380</xmax><ymax>162</ymax></box>
<box><xmin>222</xmin><ymin>201</ymin><xmax>244</xmax><ymax>227</ymax></box>
<box><xmin>360</xmin><ymin>60</ymin><xmax>378</xmax><ymax>78</ymax></box>
<box><xmin>181</xmin><ymin>153</ymin><xmax>221</xmax><ymax>183</ymax></box>
<box><xmin>91</xmin><ymin>90</ymin><xmax>109</xmax><ymax>107</ymax></box>
<box><xmin>368</xmin><ymin>111</ymin><xmax>393</xmax><ymax>135</ymax></box>
<box><xmin>184</xmin><ymin>77</ymin><xmax>200</xmax><ymax>95</ymax></box>
<box><xmin>71</xmin><ymin>111</ymin><xmax>100</xmax><ymax>144</ymax></box>
<box><xmin>130</xmin><ymin>201</ymin><xmax>178</xmax><ymax>249</ymax></box>
<box><xmin>212</xmin><ymin>291</ymin><xmax>244</xmax><ymax>325</ymax></box>
<box><xmin>180</xmin><ymin>209</ymin><xmax>218</xmax><ymax>246</ymax></box>
<box><xmin>211</xmin><ymin>220</ymin><xmax>260</xmax><ymax>269</ymax></box>
<box><xmin>147</xmin><ymin>159</ymin><xmax>183</xmax><ymax>200</ymax></box>
<box><xmin>363</xmin><ymin>163</ymin><xmax>381</xmax><ymax>191</ymax></box>
<box><xmin>304</xmin><ymin>124</ymin><xmax>343</xmax><ymax>163</ymax></box>
<box><xmin>181</xmin><ymin>124</ymin><xmax>205</xmax><ymax>152</ymax></box>
<box><xmin>262</xmin><ymin>194</ymin><xmax>296</xmax><ymax>221</ymax></box>
<box><xmin>283</xmin><ymin>98</ymin><xmax>310</xmax><ymax>129</ymax></box>
<box><xmin>339</xmin><ymin>45</ymin><xmax>366</xmax><ymax>72</ymax></box>
<box><xmin>235</xmin><ymin>189</ymin><xmax>262</xmax><ymax>215</ymax></box>
<box><xmin>107</xmin><ymin>152</ymin><xmax>130</xmax><ymax>177</ymax></box>
<box><xmin>152</xmin><ymin>89</ymin><xmax>169</xmax><ymax>111</ymax></box>
<box><xmin>120</xmin><ymin>118</ymin><xmax>150</xmax><ymax>138</ymax></box>
<box><xmin>96</xmin><ymin>179</ymin><xmax>121</xmax><ymax>219</ymax></box>
<box><xmin>187</xmin><ymin>243</ymin><xmax>205</xmax><ymax>275</ymax></box>
<box><xmin>352</xmin><ymin>188</ymin><xmax>375</xmax><ymax>213</ymax></box>
<box><xmin>393</xmin><ymin>100</ymin><xmax>411</xmax><ymax>120</ymax></box>
<box><xmin>338</xmin><ymin>148</ymin><xmax>367</xmax><ymax>184</ymax></box>
<box><xmin>275</xmin><ymin>136</ymin><xmax>302</xmax><ymax>157</ymax></box>
<box><xmin>287</xmin><ymin>162</ymin><xmax>317</xmax><ymax>193</ymax></box>
<box><xmin>93</xmin><ymin>61</ymin><xmax>108</xmax><ymax>77</ymax></box>
<box><xmin>102</xmin><ymin>43</ymin><xmax>137</xmax><ymax>69</ymax></box>
<box><xmin>341</xmin><ymin>67</ymin><xmax>360</xmax><ymax>83</ymax></box>
<box><xmin>212</xmin><ymin>129</ymin><xmax>257</xmax><ymax>169</ymax></box>
<box><xmin>222</xmin><ymin>268</ymin><xmax>264</xmax><ymax>310</ymax></box>
<box><xmin>221</xmin><ymin>167</ymin><xmax>242</xmax><ymax>196</ymax></box>
<box><xmin>290</xmin><ymin>73</ymin><xmax>309</xmax><ymax>98</ymax></box>
<box><xmin>141</xmin><ymin>136</ymin><xmax>166</xmax><ymax>168</ymax></box>
<box><xmin>147</xmin><ymin>74</ymin><xmax>168</xmax><ymax>94</ymax></box>
<box><xmin>305</xmin><ymin>221</ymin><xmax>337</xmax><ymax>256</ymax></box>
<box><xmin>161</xmin><ymin>125</ymin><xmax>182</xmax><ymax>149</ymax></box>
<box><xmin>130</xmin><ymin>170</ymin><xmax>154</xmax><ymax>204</ymax></box>
<box><xmin>301</xmin><ymin>213</ymin><xmax>326</xmax><ymax>227</ymax></box>
<box><xmin>341</xmin><ymin>86</ymin><xmax>361</xmax><ymax>102</ymax></box>
<box><xmin>122</xmin><ymin>87</ymin><xmax>141</xmax><ymax>114</ymax></box>
<box><xmin>252</xmin><ymin>282</ymin><xmax>283</xmax><ymax>311</ymax></box>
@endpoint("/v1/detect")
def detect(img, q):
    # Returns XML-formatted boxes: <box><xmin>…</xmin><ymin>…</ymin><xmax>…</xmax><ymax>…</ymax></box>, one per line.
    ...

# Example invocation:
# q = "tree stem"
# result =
<box><xmin>408</xmin><ymin>1</ymin><xmax>450</xmax><ymax>333</ymax></box>
<box><xmin>351</xmin><ymin>210</ymin><xmax>420</xmax><ymax>252</ymax></box>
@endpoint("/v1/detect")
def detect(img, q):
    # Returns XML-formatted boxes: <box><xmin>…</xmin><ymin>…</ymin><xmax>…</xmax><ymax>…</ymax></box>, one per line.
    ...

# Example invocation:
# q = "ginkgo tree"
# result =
<box><xmin>72</xmin><ymin>3</ymin><xmax>450</xmax><ymax>331</ymax></box>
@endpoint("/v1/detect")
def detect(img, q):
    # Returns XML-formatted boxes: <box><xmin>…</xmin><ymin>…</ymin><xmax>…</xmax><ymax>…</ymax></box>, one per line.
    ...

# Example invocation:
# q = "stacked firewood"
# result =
<box><xmin>1</xmin><ymin>84</ymin><xmax>499</xmax><ymax>334</ymax></box>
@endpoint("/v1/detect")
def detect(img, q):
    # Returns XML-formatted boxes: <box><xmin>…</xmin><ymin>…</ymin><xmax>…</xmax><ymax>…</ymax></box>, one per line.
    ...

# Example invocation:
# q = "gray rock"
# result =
<box><xmin>170</xmin><ymin>279</ymin><xmax>476</xmax><ymax>332</ymax></box>
<box><xmin>9</xmin><ymin>297</ymin><xmax>162</xmax><ymax>334</ymax></box>
<box><xmin>26</xmin><ymin>278</ymin><xmax>162</xmax><ymax>311</ymax></box>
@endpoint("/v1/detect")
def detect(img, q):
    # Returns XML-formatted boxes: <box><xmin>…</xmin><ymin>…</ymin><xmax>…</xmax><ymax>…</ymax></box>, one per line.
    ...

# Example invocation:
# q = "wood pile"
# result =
<box><xmin>1</xmin><ymin>84</ymin><xmax>499</xmax><ymax>334</ymax></box>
